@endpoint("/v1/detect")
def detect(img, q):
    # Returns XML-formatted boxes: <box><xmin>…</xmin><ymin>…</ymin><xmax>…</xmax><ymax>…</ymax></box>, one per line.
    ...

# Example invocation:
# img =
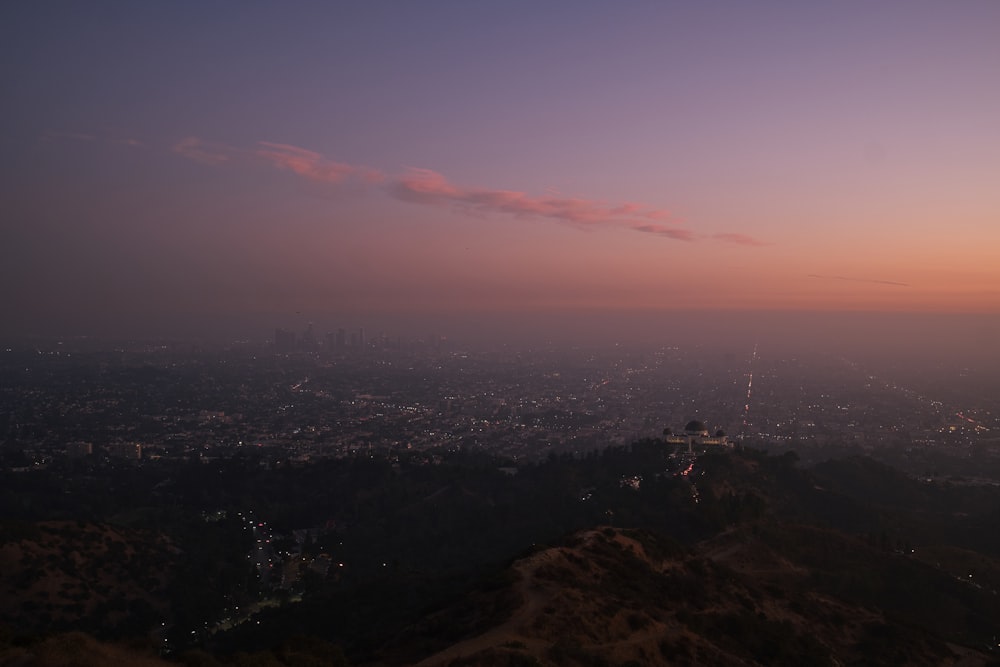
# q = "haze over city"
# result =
<box><xmin>3</xmin><ymin>2</ymin><xmax>999</xmax><ymax>359</ymax></box>
<box><xmin>6</xmin><ymin>5</ymin><xmax>1000</xmax><ymax>663</ymax></box>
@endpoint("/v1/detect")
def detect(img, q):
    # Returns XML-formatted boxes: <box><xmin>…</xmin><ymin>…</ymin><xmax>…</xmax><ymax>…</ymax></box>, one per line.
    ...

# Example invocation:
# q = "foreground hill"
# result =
<box><xmin>5</xmin><ymin>445</ymin><xmax>1000</xmax><ymax>665</ymax></box>
<box><xmin>0</xmin><ymin>521</ymin><xmax>173</xmax><ymax>637</ymax></box>
<box><xmin>377</xmin><ymin>525</ymin><xmax>995</xmax><ymax>667</ymax></box>
<box><xmin>362</xmin><ymin>449</ymin><xmax>1000</xmax><ymax>666</ymax></box>
<box><xmin>0</xmin><ymin>631</ymin><xmax>172</xmax><ymax>667</ymax></box>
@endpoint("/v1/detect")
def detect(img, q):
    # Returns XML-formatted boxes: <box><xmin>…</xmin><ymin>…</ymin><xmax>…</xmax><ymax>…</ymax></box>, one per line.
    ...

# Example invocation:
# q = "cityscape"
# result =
<box><xmin>3</xmin><ymin>325</ymin><xmax>1000</xmax><ymax>664</ymax></box>
<box><xmin>4</xmin><ymin>1</ymin><xmax>1000</xmax><ymax>664</ymax></box>
<box><xmin>4</xmin><ymin>324</ymin><xmax>998</xmax><ymax>478</ymax></box>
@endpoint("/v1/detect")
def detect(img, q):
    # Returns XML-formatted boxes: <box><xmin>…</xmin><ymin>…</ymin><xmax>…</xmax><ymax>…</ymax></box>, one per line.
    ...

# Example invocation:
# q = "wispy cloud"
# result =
<box><xmin>172</xmin><ymin>137</ymin><xmax>231</xmax><ymax>165</ymax></box>
<box><xmin>254</xmin><ymin>142</ymin><xmax>382</xmax><ymax>184</ymax></box>
<box><xmin>113</xmin><ymin>138</ymin><xmax>146</xmax><ymax>149</ymax></box>
<box><xmin>390</xmin><ymin>167</ymin><xmax>686</xmax><ymax>235</ymax></box>
<box><xmin>630</xmin><ymin>223</ymin><xmax>696</xmax><ymax>241</ymax></box>
<box><xmin>808</xmin><ymin>274</ymin><xmax>910</xmax><ymax>287</ymax></box>
<box><xmin>713</xmin><ymin>232</ymin><xmax>769</xmax><ymax>247</ymax></box>
<box><xmin>42</xmin><ymin>131</ymin><xmax>147</xmax><ymax>149</ymax></box>
<box><xmin>172</xmin><ymin>138</ymin><xmax>384</xmax><ymax>183</ymax></box>
<box><xmin>170</xmin><ymin>137</ymin><xmax>766</xmax><ymax>245</ymax></box>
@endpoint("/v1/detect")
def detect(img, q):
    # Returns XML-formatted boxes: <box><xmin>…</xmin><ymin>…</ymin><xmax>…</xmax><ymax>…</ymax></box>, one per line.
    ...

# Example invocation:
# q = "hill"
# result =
<box><xmin>0</xmin><ymin>521</ymin><xmax>173</xmax><ymax>637</ymax></box>
<box><xmin>5</xmin><ymin>445</ymin><xmax>1000</xmax><ymax>665</ymax></box>
<box><xmin>376</xmin><ymin>524</ymin><xmax>996</xmax><ymax>666</ymax></box>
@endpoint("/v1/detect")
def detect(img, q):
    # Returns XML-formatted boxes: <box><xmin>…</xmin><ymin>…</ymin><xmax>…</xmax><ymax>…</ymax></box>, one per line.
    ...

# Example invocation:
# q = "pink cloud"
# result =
<box><xmin>390</xmin><ymin>168</ymin><xmax>686</xmax><ymax>236</ymax></box>
<box><xmin>172</xmin><ymin>137</ymin><xmax>231</xmax><ymax>165</ymax></box>
<box><xmin>170</xmin><ymin>138</ymin><xmax>766</xmax><ymax>246</ymax></box>
<box><xmin>712</xmin><ymin>232</ymin><xmax>768</xmax><ymax>246</ymax></box>
<box><xmin>390</xmin><ymin>168</ymin><xmax>460</xmax><ymax>202</ymax></box>
<box><xmin>630</xmin><ymin>223</ymin><xmax>696</xmax><ymax>241</ymax></box>
<box><xmin>254</xmin><ymin>142</ymin><xmax>370</xmax><ymax>184</ymax></box>
<box><xmin>808</xmin><ymin>274</ymin><xmax>909</xmax><ymax>287</ymax></box>
<box><xmin>174</xmin><ymin>137</ymin><xmax>384</xmax><ymax>184</ymax></box>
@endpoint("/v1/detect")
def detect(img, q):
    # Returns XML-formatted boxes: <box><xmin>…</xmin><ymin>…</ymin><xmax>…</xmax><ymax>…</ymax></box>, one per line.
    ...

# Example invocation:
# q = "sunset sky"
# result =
<box><xmin>3</xmin><ymin>2</ymin><xmax>1000</xmax><ymax>340</ymax></box>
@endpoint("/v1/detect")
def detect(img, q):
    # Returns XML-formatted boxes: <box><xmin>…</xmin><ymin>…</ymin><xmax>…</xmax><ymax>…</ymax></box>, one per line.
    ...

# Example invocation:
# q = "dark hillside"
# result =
<box><xmin>5</xmin><ymin>445</ymin><xmax>1000</xmax><ymax>665</ymax></box>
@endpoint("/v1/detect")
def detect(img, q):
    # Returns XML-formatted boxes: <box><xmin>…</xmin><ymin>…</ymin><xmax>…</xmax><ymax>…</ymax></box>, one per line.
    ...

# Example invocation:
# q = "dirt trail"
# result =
<box><xmin>414</xmin><ymin>532</ymin><xmax>603</xmax><ymax>666</ymax></box>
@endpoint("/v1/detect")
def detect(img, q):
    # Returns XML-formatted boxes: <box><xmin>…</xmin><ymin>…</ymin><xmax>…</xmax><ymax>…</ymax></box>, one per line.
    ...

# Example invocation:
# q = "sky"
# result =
<box><xmin>3</xmin><ymin>1</ymin><xmax>1000</xmax><ymax>343</ymax></box>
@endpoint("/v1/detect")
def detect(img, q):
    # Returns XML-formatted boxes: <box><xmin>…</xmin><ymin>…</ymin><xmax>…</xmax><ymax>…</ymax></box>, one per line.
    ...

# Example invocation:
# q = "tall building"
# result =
<box><xmin>301</xmin><ymin>322</ymin><xmax>316</xmax><ymax>350</ymax></box>
<box><xmin>275</xmin><ymin>327</ymin><xmax>296</xmax><ymax>353</ymax></box>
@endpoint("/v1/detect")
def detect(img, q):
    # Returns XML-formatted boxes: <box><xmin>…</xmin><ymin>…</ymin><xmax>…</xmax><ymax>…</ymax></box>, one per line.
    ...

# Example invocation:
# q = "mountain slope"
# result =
<box><xmin>383</xmin><ymin>526</ymin><xmax>993</xmax><ymax>667</ymax></box>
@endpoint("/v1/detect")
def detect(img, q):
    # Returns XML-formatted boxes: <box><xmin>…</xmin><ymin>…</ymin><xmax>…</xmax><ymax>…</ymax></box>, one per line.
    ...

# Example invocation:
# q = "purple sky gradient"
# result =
<box><xmin>2</xmin><ymin>2</ymin><xmax>1000</xmax><ymax>341</ymax></box>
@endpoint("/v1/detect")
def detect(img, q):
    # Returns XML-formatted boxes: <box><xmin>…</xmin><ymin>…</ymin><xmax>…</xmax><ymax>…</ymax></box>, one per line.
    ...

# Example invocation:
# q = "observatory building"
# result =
<box><xmin>664</xmin><ymin>420</ymin><xmax>731</xmax><ymax>453</ymax></box>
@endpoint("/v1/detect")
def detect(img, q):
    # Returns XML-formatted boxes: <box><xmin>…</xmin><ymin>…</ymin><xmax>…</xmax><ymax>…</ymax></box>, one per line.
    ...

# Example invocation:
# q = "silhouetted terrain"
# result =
<box><xmin>4</xmin><ymin>444</ymin><xmax>1000</xmax><ymax>666</ymax></box>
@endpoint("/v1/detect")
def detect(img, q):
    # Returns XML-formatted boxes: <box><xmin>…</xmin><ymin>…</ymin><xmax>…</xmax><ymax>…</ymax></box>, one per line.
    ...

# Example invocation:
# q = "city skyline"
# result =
<box><xmin>3</xmin><ymin>2</ymin><xmax>1000</xmax><ymax>340</ymax></box>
